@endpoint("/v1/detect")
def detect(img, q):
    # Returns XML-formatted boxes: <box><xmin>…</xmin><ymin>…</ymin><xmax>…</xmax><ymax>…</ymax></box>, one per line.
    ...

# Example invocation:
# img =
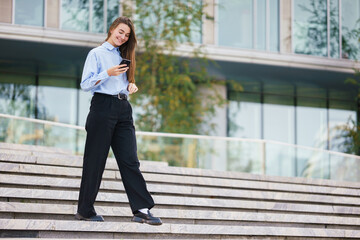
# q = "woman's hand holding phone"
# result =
<box><xmin>107</xmin><ymin>64</ymin><xmax>128</xmax><ymax>76</ymax></box>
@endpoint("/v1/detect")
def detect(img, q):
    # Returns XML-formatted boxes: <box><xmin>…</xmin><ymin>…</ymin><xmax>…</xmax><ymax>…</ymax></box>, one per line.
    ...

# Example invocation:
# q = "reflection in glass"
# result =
<box><xmin>263</xmin><ymin>95</ymin><xmax>295</xmax><ymax>143</ymax></box>
<box><xmin>15</xmin><ymin>0</ymin><xmax>44</xmax><ymax>26</ymax></box>
<box><xmin>330</xmin><ymin>155</ymin><xmax>360</xmax><ymax>181</ymax></box>
<box><xmin>92</xmin><ymin>0</ymin><xmax>105</xmax><ymax>33</ymax></box>
<box><xmin>227</xmin><ymin>141</ymin><xmax>262</xmax><ymax>174</ymax></box>
<box><xmin>78</xmin><ymin>91</ymin><xmax>92</xmax><ymax>127</ymax></box>
<box><xmin>328</xmin><ymin>100</ymin><xmax>357</xmax><ymax>153</ymax></box>
<box><xmin>300</xmin><ymin>150</ymin><xmax>330</xmax><ymax>179</ymax></box>
<box><xmin>341</xmin><ymin>0</ymin><xmax>360</xmax><ymax>60</ymax></box>
<box><xmin>256</xmin><ymin>0</ymin><xmax>266</xmax><ymax>50</ymax></box>
<box><xmin>330</xmin><ymin>0</ymin><xmax>339</xmax><ymax>58</ymax></box>
<box><xmin>218</xmin><ymin>0</ymin><xmax>253</xmax><ymax>48</ymax></box>
<box><xmin>293</xmin><ymin>0</ymin><xmax>328</xmax><ymax>56</ymax></box>
<box><xmin>228</xmin><ymin>93</ymin><xmax>261</xmax><ymax>139</ymax></box>
<box><xmin>266</xmin><ymin>143</ymin><xmax>295</xmax><ymax>177</ymax></box>
<box><xmin>269</xmin><ymin>0</ymin><xmax>279</xmax><ymax>51</ymax></box>
<box><xmin>0</xmin><ymin>73</ymin><xmax>36</xmax><ymax>118</ymax></box>
<box><xmin>296</xmin><ymin>98</ymin><xmax>327</xmax><ymax>149</ymax></box>
<box><xmin>37</xmin><ymin>77</ymin><xmax>77</xmax><ymax>125</ymax></box>
<box><xmin>107</xmin><ymin>0</ymin><xmax>119</xmax><ymax>30</ymax></box>
<box><xmin>61</xmin><ymin>0</ymin><xmax>89</xmax><ymax>32</ymax></box>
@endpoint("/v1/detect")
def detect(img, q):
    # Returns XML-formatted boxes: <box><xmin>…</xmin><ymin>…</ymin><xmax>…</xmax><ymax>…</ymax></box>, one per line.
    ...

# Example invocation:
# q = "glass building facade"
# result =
<box><xmin>0</xmin><ymin>0</ymin><xmax>359</xmax><ymax>158</ymax></box>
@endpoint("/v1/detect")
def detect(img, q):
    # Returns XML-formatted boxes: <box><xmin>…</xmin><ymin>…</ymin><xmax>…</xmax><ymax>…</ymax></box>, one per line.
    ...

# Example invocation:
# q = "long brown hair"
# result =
<box><xmin>105</xmin><ymin>17</ymin><xmax>137</xmax><ymax>83</ymax></box>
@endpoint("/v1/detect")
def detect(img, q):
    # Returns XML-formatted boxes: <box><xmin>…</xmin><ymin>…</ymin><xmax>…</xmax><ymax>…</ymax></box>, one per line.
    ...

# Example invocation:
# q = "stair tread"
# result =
<box><xmin>1</xmin><ymin>150</ymin><xmax>360</xmax><ymax>189</ymax></box>
<box><xmin>1</xmin><ymin>219</ymin><xmax>360</xmax><ymax>238</ymax></box>
<box><xmin>1</xmin><ymin>202</ymin><xmax>360</xmax><ymax>226</ymax></box>
<box><xmin>1</xmin><ymin>171</ymin><xmax>360</xmax><ymax>206</ymax></box>
<box><xmin>1</xmin><ymin>187</ymin><xmax>359</xmax><ymax>215</ymax></box>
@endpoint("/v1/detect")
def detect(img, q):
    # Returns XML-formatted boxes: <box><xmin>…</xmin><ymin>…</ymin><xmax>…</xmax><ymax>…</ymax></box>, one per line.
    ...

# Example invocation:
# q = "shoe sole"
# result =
<box><xmin>75</xmin><ymin>213</ymin><xmax>104</xmax><ymax>222</ymax></box>
<box><xmin>131</xmin><ymin>216</ymin><xmax>162</xmax><ymax>225</ymax></box>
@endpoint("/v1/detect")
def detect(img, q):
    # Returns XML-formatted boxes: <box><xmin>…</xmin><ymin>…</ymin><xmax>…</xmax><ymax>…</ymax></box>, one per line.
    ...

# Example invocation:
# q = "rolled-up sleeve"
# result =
<box><xmin>80</xmin><ymin>50</ymin><xmax>110</xmax><ymax>92</ymax></box>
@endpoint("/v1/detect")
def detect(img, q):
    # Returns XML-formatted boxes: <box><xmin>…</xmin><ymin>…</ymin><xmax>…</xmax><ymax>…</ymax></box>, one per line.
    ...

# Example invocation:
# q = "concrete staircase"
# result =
<box><xmin>0</xmin><ymin>142</ymin><xmax>360</xmax><ymax>239</ymax></box>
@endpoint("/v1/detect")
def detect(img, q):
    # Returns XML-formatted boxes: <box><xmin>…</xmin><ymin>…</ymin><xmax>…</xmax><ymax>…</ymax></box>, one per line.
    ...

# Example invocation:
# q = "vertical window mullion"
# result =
<box><xmin>253</xmin><ymin>0</ymin><xmax>257</xmax><ymax>49</ymax></box>
<box><xmin>339</xmin><ymin>0</ymin><xmax>342</xmax><ymax>58</ymax></box>
<box><xmin>59</xmin><ymin>0</ymin><xmax>62</xmax><ymax>29</ymax></box>
<box><xmin>12</xmin><ymin>0</ymin><xmax>15</xmax><ymax>24</ymax></box>
<box><xmin>214</xmin><ymin>0</ymin><xmax>219</xmax><ymax>46</ymax></box>
<box><xmin>266</xmin><ymin>0</ymin><xmax>270</xmax><ymax>51</ymax></box>
<box><xmin>291</xmin><ymin>0</ymin><xmax>294</xmax><ymax>53</ymax></box>
<box><xmin>44</xmin><ymin>0</ymin><xmax>47</xmax><ymax>27</ymax></box>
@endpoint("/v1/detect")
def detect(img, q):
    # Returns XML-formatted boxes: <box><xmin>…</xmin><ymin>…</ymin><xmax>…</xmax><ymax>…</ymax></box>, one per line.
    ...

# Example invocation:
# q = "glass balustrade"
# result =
<box><xmin>1</xmin><ymin>114</ymin><xmax>359</xmax><ymax>182</ymax></box>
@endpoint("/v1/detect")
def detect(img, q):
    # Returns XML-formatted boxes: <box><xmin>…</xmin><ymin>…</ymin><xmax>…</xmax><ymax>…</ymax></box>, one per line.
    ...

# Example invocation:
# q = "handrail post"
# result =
<box><xmin>261</xmin><ymin>140</ymin><xmax>266</xmax><ymax>175</ymax></box>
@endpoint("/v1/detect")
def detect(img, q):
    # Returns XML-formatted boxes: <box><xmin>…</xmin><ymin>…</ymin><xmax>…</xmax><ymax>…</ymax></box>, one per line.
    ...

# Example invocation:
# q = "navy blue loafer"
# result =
<box><xmin>75</xmin><ymin>212</ymin><xmax>104</xmax><ymax>222</ymax></box>
<box><xmin>132</xmin><ymin>210</ymin><xmax>162</xmax><ymax>225</ymax></box>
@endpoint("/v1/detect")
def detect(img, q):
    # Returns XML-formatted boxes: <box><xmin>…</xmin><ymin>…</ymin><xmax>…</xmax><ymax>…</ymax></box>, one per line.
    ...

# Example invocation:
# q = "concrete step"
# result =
<box><xmin>2</xmin><ymin>187</ymin><xmax>360</xmax><ymax>216</ymax></box>
<box><xmin>1</xmin><ymin>219</ymin><xmax>360</xmax><ymax>238</ymax></box>
<box><xmin>1</xmin><ymin>150</ymin><xmax>360</xmax><ymax>191</ymax></box>
<box><xmin>2</xmin><ymin>153</ymin><xmax>360</xmax><ymax>198</ymax></box>
<box><xmin>0</xmin><ymin>142</ymin><xmax>73</xmax><ymax>155</ymax></box>
<box><xmin>1</xmin><ymin>166</ymin><xmax>360</xmax><ymax>207</ymax></box>
<box><xmin>1</xmin><ymin>202</ymin><xmax>360</xmax><ymax>226</ymax></box>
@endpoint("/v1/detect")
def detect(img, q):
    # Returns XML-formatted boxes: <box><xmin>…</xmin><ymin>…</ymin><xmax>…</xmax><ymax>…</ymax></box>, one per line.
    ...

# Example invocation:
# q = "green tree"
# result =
<box><xmin>123</xmin><ymin>0</ymin><xmax>227</xmax><ymax>135</ymax></box>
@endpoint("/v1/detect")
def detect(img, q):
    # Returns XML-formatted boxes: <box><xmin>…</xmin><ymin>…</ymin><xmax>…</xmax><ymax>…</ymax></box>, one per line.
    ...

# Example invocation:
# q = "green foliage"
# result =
<box><xmin>332</xmin><ymin>117</ymin><xmax>360</xmax><ymax>155</ymax></box>
<box><xmin>123</xmin><ymin>0</ymin><xmax>226</xmax><ymax>135</ymax></box>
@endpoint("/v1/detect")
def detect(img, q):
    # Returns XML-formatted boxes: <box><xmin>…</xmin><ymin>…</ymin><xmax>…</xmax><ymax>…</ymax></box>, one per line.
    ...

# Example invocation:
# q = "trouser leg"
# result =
<box><xmin>77</xmin><ymin>96</ymin><xmax>114</xmax><ymax>218</ymax></box>
<box><xmin>111</xmin><ymin>103</ymin><xmax>154</xmax><ymax>214</ymax></box>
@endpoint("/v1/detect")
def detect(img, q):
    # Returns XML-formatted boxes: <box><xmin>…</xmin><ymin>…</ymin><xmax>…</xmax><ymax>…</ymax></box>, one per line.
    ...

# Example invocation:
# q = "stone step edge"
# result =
<box><xmin>0</xmin><ymin>142</ymin><xmax>72</xmax><ymax>155</ymax></box>
<box><xmin>2</xmin><ymin>159</ymin><xmax>360</xmax><ymax>199</ymax></box>
<box><xmin>1</xmin><ymin>202</ymin><xmax>359</xmax><ymax>226</ymax></box>
<box><xmin>1</xmin><ymin>151</ymin><xmax>359</xmax><ymax>190</ymax></box>
<box><xmin>1</xmin><ymin>219</ymin><xmax>360</xmax><ymax>238</ymax></box>
<box><xmin>1</xmin><ymin>172</ymin><xmax>359</xmax><ymax>206</ymax></box>
<box><xmin>2</xmin><ymin>168</ymin><xmax>359</xmax><ymax>198</ymax></box>
<box><xmin>1</xmin><ymin>187</ymin><xmax>360</xmax><ymax>216</ymax></box>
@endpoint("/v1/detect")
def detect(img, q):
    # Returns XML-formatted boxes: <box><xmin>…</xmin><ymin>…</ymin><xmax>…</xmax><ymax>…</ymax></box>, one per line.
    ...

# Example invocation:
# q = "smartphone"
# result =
<box><xmin>120</xmin><ymin>59</ymin><xmax>131</xmax><ymax>68</ymax></box>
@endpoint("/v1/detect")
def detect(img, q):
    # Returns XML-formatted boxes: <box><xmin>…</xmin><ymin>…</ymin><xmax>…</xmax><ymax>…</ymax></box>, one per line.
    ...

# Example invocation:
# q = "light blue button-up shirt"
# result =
<box><xmin>80</xmin><ymin>41</ymin><xmax>129</xmax><ymax>96</ymax></box>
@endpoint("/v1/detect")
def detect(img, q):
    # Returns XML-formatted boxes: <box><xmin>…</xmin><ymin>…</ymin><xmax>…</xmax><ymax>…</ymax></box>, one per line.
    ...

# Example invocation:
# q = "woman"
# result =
<box><xmin>75</xmin><ymin>16</ymin><xmax>162</xmax><ymax>225</ymax></box>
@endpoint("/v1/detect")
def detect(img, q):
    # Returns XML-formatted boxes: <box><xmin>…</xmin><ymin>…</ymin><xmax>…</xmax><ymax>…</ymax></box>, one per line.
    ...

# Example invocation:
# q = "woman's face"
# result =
<box><xmin>108</xmin><ymin>23</ymin><xmax>131</xmax><ymax>47</ymax></box>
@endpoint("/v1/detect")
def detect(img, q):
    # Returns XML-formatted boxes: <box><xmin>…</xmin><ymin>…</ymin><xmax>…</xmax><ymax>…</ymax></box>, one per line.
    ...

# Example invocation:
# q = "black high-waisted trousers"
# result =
<box><xmin>77</xmin><ymin>93</ymin><xmax>154</xmax><ymax>218</ymax></box>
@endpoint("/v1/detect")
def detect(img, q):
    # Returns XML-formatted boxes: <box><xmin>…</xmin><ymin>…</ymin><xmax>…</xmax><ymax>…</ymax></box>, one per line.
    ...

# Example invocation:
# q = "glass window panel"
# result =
<box><xmin>37</xmin><ymin>76</ymin><xmax>77</xmax><ymax>124</ymax></box>
<box><xmin>264</xmin><ymin>95</ymin><xmax>295</xmax><ymax>143</ymax></box>
<box><xmin>15</xmin><ymin>0</ymin><xmax>44</xmax><ymax>26</ymax></box>
<box><xmin>263</xmin><ymin>80</ymin><xmax>294</xmax><ymax>96</ymax></box>
<box><xmin>0</xmin><ymin>73</ymin><xmax>36</xmax><ymax>117</ymax></box>
<box><xmin>297</xmin><ymin>97</ymin><xmax>327</xmax><ymax>149</ymax></box>
<box><xmin>328</xmin><ymin>88</ymin><xmax>356</xmax><ymax>101</ymax></box>
<box><xmin>341</xmin><ymin>0</ymin><xmax>360</xmax><ymax>60</ymax></box>
<box><xmin>330</xmin><ymin>0</ymin><xmax>339</xmax><ymax>58</ymax></box>
<box><xmin>269</xmin><ymin>0</ymin><xmax>279</xmax><ymax>52</ymax></box>
<box><xmin>61</xmin><ymin>0</ymin><xmax>89</xmax><ymax>32</ymax></box>
<box><xmin>256</xmin><ymin>0</ymin><xmax>266</xmax><ymax>50</ymax></box>
<box><xmin>78</xmin><ymin>90</ymin><xmax>92</xmax><ymax>127</ymax></box>
<box><xmin>296</xmin><ymin>83</ymin><xmax>327</xmax><ymax>98</ymax></box>
<box><xmin>218</xmin><ymin>0</ymin><xmax>253</xmax><ymax>49</ymax></box>
<box><xmin>328</xmin><ymin>100</ymin><xmax>357</xmax><ymax>153</ymax></box>
<box><xmin>107</xmin><ymin>0</ymin><xmax>119</xmax><ymax>30</ymax></box>
<box><xmin>92</xmin><ymin>0</ymin><xmax>104</xmax><ymax>33</ymax></box>
<box><xmin>228</xmin><ymin>93</ymin><xmax>261</xmax><ymax>139</ymax></box>
<box><xmin>293</xmin><ymin>0</ymin><xmax>328</xmax><ymax>57</ymax></box>
<box><xmin>188</xmin><ymin>0</ymin><xmax>202</xmax><ymax>44</ymax></box>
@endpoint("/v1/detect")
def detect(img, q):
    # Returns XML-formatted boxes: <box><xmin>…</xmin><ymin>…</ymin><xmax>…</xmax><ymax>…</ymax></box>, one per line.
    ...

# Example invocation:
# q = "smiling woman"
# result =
<box><xmin>76</xmin><ymin>16</ymin><xmax>162</xmax><ymax>226</ymax></box>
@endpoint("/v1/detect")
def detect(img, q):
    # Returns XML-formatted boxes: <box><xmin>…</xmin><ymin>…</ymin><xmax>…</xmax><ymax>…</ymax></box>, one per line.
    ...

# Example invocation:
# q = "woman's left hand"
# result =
<box><xmin>128</xmin><ymin>83</ymin><xmax>138</xmax><ymax>94</ymax></box>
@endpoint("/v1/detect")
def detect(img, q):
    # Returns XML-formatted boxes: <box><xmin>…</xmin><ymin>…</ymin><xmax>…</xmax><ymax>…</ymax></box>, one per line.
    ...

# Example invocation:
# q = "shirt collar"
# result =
<box><xmin>103</xmin><ymin>41</ymin><xmax>119</xmax><ymax>52</ymax></box>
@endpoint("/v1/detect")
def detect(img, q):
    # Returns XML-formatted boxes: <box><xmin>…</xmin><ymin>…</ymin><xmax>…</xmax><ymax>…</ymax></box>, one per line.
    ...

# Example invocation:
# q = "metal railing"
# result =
<box><xmin>1</xmin><ymin>113</ymin><xmax>359</xmax><ymax>182</ymax></box>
